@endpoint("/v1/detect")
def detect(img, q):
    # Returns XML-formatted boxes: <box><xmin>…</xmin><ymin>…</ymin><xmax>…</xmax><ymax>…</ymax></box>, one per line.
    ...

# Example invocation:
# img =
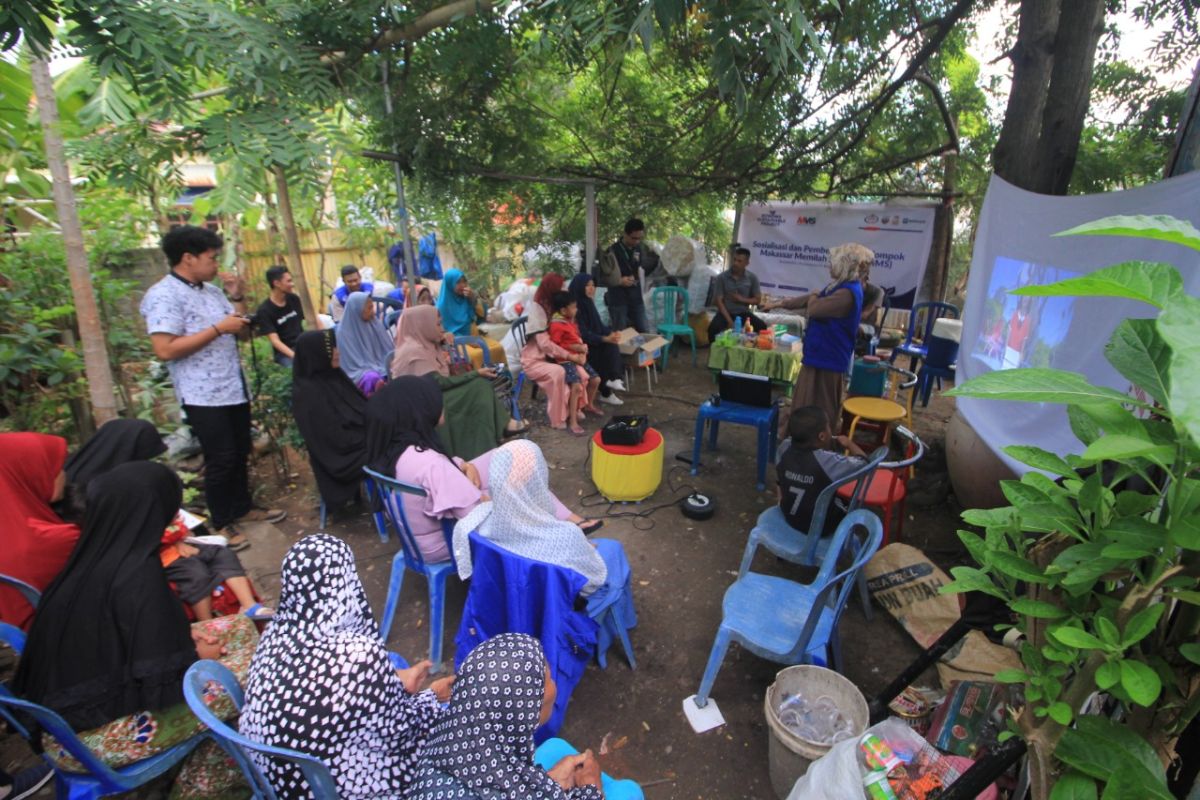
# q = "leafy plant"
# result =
<box><xmin>944</xmin><ymin>214</ymin><xmax>1200</xmax><ymax>799</ymax></box>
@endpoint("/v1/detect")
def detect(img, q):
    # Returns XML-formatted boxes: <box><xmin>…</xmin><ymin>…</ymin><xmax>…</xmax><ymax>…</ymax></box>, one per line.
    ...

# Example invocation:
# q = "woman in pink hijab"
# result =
<box><xmin>391</xmin><ymin>305</ymin><xmax>526</xmax><ymax>460</ymax></box>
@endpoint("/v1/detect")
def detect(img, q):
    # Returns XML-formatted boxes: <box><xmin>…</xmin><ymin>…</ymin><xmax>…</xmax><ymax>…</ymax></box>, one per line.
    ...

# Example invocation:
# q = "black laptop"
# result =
<box><xmin>717</xmin><ymin>370</ymin><xmax>773</xmax><ymax>408</ymax></box>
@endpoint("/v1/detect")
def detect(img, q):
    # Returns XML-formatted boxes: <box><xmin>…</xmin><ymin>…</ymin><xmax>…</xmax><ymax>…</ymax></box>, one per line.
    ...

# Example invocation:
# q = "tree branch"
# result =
<box><xmin>369</xmin><ymin>0</ymin><xmax>498</xmax><ymax>51</ymax></box>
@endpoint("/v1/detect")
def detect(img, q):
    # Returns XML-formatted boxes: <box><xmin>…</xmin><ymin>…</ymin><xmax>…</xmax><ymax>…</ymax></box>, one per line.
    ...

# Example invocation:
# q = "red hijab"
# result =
<box><xmin>533</xmin><ymin>273</ymin><xmax>565</xmax><ymax>315</ymax></box>
<box><xmin>0</xmin><ymin>433</ymin><xmax>80</xmax><ymax>629</ymax></box>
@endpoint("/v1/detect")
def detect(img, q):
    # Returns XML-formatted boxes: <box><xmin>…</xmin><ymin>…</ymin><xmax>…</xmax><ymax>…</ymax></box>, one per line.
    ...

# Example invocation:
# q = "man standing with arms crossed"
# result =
<box><xmin>140</xmin><ymin>225</ymin><xmax>285</xmax><ymax>550</ymax></box>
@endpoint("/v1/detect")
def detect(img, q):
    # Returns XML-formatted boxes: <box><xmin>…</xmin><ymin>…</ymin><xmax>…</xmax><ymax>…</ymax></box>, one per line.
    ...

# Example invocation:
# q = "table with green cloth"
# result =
<box><xmin>707</xmin><ymin>338</ymin><xmax>802</xmax><ymax>392</ymax></box>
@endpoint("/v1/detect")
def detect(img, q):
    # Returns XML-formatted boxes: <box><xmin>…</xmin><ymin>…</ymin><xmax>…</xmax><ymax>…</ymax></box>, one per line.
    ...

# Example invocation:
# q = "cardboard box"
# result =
<box><xmin>616</xmin><ymin>327</ymin><xmax>669</xmax><ymax>365</ymax></box>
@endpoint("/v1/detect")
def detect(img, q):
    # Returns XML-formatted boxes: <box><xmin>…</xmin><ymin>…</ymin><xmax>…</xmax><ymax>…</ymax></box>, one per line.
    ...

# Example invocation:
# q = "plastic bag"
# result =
<box><xmin>787</xmin><ymin>718</ymin><xmax>967</xmax><ymax>800</ymax></box>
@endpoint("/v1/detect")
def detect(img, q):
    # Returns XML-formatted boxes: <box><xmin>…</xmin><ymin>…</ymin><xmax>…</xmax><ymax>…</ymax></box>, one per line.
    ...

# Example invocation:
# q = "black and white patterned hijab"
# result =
<box><xmin>240</xmin><ymin>534</ymin><xmax>443</xmax><ymax>799</ymax></box>
<box><xmin>409</xmin><ymin>633</ymin><xmax>602</xmax><ymax>800</ymax></box>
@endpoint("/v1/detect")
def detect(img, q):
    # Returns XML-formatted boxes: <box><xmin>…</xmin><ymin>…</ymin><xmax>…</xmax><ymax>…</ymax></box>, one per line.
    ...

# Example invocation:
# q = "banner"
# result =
<box><xmin>960</xmin><ymin>173</ymin><xmax>1200</xmax><ymax>473</ymax></box>
<box><xmin>736</xmin><ymin>201</ymin><xmax>937</xmax><ymax>309</ymax></box>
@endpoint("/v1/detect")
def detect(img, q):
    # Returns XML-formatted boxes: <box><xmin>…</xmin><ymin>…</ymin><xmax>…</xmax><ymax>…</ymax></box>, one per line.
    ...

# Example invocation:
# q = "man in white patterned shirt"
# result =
<box><xmin>140</xmin><ymin>226</ymin><xmax>285</xmax><ymax>548</ymax></box>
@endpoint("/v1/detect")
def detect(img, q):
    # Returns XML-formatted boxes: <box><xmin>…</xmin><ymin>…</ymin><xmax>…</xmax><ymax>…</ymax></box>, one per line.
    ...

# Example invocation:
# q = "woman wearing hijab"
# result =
<box><xmin>366</xmin><ymin>377</ymin><xmax>599</xmax><ymax>562</ymax></box>
<box><xmin>453</xmin><ymin>440</ymin><xmax>626</xmax><ymax>604</ymax></box>
<box><xmin>780</xmin><ymin>243</ymin><xmax>868</xmax><ymax>437</ymax></box>
<box><xmin>409</xmin><ymin>633</ymin><xmax>605</xmax><ymax>799</ymax></box>
<box><xmin>63</xmin><ymin>419</ymin><xmax>268</xmax><ymax>621</ymax></box>
<box><xmin>408</xmin><ymin>283</ymin><xmax>435</xmax><ymax>307</ymax></box>
<box><xmin>291</xmin><ymin>330</ymin><xmax>369</xmax><ymax>512</ymax></box>
<box><xmin>569</xmin><ymin>273</ymin><xmax>626</xmax><ymax>405</ymax></box>
<box><xmin>240</xmin><ymin>534</ymin><xmax>451</xmax><ymax>799</ymax></box>
<box><xmin>436</xmin><ymin>268</ymin><xmax>506</xmax><ymax>368</ymax></box>
<box><xmin>0</xmin><ymin>433</ymin><xmax>79</xmax><ymax>630</ymax></box>
<box><xmin>520</xmin><ymin>273</ymin><xmax>579</xmax><ymax>430</ymax></box>
<box><xmin>12</xmin><ymin>461</ymin><xmax>258</xmax><ymax>798</ymax></box>
<box><xmin>337</xmin><ymin>292</ymin><xmax>394</xmax><ymax>396</ymax></box>
<box><xmin>391</xmin><ymin>305</ymin><xmax>526</xmax><ymax>461</ymax></box>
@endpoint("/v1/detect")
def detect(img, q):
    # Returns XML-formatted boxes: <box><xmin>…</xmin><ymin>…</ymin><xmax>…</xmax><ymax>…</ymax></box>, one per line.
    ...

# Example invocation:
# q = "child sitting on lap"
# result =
<box><xmin>777</xmin><ymin>405</ymin><xmax>866</xmax><ymax>535</ymax></box>
<box><xmin>549</xmin><ymin>291</ymin><xmax>603</xmax><ymax>434</ymax></box>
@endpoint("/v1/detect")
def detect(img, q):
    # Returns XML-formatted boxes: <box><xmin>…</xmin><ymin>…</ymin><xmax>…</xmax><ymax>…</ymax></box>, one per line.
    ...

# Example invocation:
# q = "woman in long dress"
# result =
<box><xmin>780</xmin><ymin>243</ymin><xmax>869</xmax><ymax>437</ymax></box>
<box><xmin>391</xmin><ymin>305</ymin><xmax>526</xmax><ymax>461</ymax></box>
<box><xmin>520</xmin><ymin>274</ymin><xmax>578</xmax><ymax>430</ymax></box>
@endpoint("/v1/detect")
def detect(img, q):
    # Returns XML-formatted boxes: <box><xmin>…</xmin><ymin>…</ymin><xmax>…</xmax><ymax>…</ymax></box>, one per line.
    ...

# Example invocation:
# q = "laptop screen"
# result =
<box><xmin>717</xmin><ymin>370</ymin><xmax>773</xmax><ymax>407</ymax></box>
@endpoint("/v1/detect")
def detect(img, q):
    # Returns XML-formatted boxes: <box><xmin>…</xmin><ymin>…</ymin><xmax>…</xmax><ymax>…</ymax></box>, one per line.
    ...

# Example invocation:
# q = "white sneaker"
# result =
<box><xmin>606</xmin><ymin>379</ymin><xmax>627</xmax><ymax>392</ymax></box>
<box><xmin>599</xmin><ymin>393</ymin><xmax>624</xmax><ymax>405</ymax></box>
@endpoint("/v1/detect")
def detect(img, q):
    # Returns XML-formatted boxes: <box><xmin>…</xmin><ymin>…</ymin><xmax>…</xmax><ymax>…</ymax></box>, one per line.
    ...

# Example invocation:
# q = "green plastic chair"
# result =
<box><xmin>651</xmin><ymin>286</ymin><xmax>696</xmax><ymax>370</ymax></box>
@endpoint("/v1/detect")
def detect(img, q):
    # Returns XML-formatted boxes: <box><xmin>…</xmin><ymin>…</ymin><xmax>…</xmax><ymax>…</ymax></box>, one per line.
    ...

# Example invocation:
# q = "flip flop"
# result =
<box><xmin>569</xmin><ymin>427</ymin><xmax>587</xmax><ymax>437</ymax></box>
<box><xmin>579</xmin><ymin>519</ymin><xmax>604</xmax><ymax>535</ymax></box>
<box><xmin>503</xmin><ymin>420</ymin><xmax>530</xmax><ymax>438</ymax></box>
<box><xmin>225</xmin><ymin>535</ymin><xmax>251</xmax><ymax>552</ymax></box>
<box><xmin>243</xmin><ymin>603</ymin><xmax>275</xmax><ymax>621</ymax></box>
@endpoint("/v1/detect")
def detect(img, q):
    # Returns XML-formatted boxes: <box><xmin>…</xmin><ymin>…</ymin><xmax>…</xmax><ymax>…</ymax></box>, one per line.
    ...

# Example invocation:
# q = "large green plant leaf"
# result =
<box><xmin>1054</xmin><ymin>215</ymin><xmax>1200</xmax><ymax>253</ymax></box>
<box><xmin>1081</xmin><ymin>435</ymin><xmax>1174</xmax><ymax>465</ymax></box>
<box><xmin>1050</xmin><ymin>771</ymin><xmax>1097</xmax><ymax>800</ymax></box>
<box><xmin>1157</xmin><ymin>294</ymin><xmax>1200</xmax><ymax>447</ymax></box>
<box><xmin>1056</xmin><ymin>716</ymin><xmax>1169</xmax><ymax>791</ymax></box>
<box><xmin>1003</xmin><ymin>445</ymin><xmax>1075</xmax><ymax>475</ymax></box>
<box><xmin>1009</xmin><ymin>261</ymin><xmax>1184</xmax><ymax>310</ymax></box>
<box><xmin>947</xmin><ymin>369</ymin><xmax>1136</xmax><ymax>406</ymax></box>
<box><xmin>1104</xmin><ymin>319</ymin><xmax>1171</xmax><ymax>407</ymax></box>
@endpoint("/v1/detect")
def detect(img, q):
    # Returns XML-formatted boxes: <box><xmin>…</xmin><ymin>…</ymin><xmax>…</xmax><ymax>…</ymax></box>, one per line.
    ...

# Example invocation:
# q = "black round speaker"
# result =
<box><xmin>681</xmin><ymin>492</ymin><xmax>716</xmax><ymax>520</ymax></box>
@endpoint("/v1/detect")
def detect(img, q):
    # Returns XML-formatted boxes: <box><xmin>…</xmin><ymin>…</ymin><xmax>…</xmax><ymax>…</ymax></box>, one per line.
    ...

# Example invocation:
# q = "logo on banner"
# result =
<box><xmin>796</xmin><ymin>215</ymin><xmax>817</xmax><ymax>225</ymax></box>
<box><xmin>864</xmin><ymin>214</ymin><xmax>879</xmax><ymax>224</ymax></box>
<box><xmin>757</xmin><ymin>210</ymin><xmax>784</xmax><ymax>227</ymax></box>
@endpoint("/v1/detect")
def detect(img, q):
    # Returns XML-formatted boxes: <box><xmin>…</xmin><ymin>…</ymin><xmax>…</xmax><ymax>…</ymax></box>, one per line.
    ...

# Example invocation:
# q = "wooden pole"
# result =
<box><xmin>271</xmin><ymin>166</ymin><xmax>320</xmax><ymax>327</ymax></box>
<box><xmin>29</xmin><ymin>57</ymin><xmax>119</xmax><ymax>427</ymax></box>
<box><xmin>585</xmin><ymin>182</ymin><xmax>597</xmax><ymax>273</ymax></box>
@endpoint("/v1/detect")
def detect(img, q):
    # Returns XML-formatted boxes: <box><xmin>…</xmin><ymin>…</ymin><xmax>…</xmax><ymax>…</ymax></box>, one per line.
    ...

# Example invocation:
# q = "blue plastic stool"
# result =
<box><xmin>534</xmin><ymin>738</ymin><xmax>645</xmax><ymax>799</ymax></box>
<box><xmin>691</xmin><ymin>400</ymin><xmax>779</xmax><ymax>491</ymax></box>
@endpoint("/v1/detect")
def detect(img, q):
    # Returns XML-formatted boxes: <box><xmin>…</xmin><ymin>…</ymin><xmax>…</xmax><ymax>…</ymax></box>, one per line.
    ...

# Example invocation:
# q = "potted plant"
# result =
<box><xmin>943</xmin><ymin>214</ymin><xmax>1199</xmax><ymax>799</ymax></box>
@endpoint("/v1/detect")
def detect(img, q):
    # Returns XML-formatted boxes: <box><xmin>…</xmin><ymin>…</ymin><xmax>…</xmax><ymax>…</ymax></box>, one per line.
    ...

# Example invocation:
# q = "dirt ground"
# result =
<box><xmin>2</xmin><ymin>354</ymin><xmax>969</xmax><ymax>799</ymax></box>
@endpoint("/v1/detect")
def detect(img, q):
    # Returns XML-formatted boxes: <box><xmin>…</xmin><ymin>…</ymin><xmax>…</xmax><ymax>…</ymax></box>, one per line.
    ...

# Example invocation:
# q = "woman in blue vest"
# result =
<box><xmin>781</xmin><ymin>243</ymin><xmax>872</xmax><ymax>438</ymax></box>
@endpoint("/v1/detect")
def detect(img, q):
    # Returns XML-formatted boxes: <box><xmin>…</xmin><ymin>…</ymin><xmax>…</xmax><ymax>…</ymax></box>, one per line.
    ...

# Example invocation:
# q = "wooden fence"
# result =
<box><xmin>240</xmin><ymin>229</ymin><xmax>391</xmax><ymax>315</ymax></box>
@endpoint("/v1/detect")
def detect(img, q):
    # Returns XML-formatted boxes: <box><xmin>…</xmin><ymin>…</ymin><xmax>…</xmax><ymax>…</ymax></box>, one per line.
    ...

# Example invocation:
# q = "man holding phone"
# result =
<box><xmin>140</xmin><ymin>225</ymin><xmax>284</xmax><ymax>550</ymax></box>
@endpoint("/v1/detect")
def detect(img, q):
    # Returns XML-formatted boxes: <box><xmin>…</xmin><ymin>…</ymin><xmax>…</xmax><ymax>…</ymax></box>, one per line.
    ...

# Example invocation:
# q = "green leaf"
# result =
<box><xmin>1019</xmin><ymin>502</ymin><xmax>1084</xmax><ymax>537</ymax></box>
<box><xmin>1104</xmin><ymin>319</ymin><xmax>1172</xmax><ymax>407</ymax></box>
<box><xmin>1010</xmin><ymin>598</ymin><xmax>1067</xmax><ymax>619</ymax></box>
<box><xmin>942</xmin><ymin>566</ymin><xmax>1006</xmax><ymax>599</ymax></box>
<box><xmin>1113</xmin><ymin>491</ymin><xmax>1160</xmax><ymax>516</ymax></box>
<box><xmin>1158</xmin><ymin>294</ymin><xmax>1200</xmax><ymax>446</ymax></box>
<box><xmin>1095</xmin><ymin>616</ymin><xmax>1121</xmax><ymax>647</ymax></box>
<box><xmin>1054</xmin><ymin>215</ymin><xmax>1200</xmax><ymax>255</ymax></box>
<box><xmin>956</xmin><ymin>530</ymin><xmax>988</xmax><ymax>566</ymax></box>
<box><xmin>1095</xmin><ymin>659</ymin><xmax>1121</xmax><ymax>689</ymax></box>
<box><xmin>1049</xmin><ymin>771</ymin><xmax>1097</xmax><ymax>800</ymax></box>
<box><xmin>1047</xmin><ymin>701</ymin><xmax>1073</xmax><ymax>725</ymax></box>
<box><xmin>1050</xmin><ymin>626</ymin><xmax>1106</xmax><ymax>650</ymax></box>
<box><xmin>1119</xmin><ymin>659</ymin><xmax>1162</xmax><ymax>706</ymax></box>
<box><xmin>1081</xmin><ymin>435</ymin><xmax>1174</xmax><ymax>465</ymax></box>
<box><xmin>1068</xmin><ymin>404</ymin><xmax>1103</xmax><ymax>446</ymax></box>
<box><xmin>993</xmin><ymin>668</ymin><xmax>1027</xmax><ymax>683</ymax></box>
<box><xmin>961</xmin><ymin>506</ymin><xmax>1017</xmax><ymax>529</ymax></box>
<box><xmin>1180</xmin><ymin>643</ymin><xmax>1200</xmax><ymax>665</ymax></box>
<box><xmin>989</xmin><ymin>551</ymin><xmax>1048</xmax><ymax>584</ymax></box>
<box><xmin>1057</xmin><ymin>716</ymin><xmax>1168</xmax><ymax>789</ymax></box>
<box><xmin>1003</xmin><ymin>445</ymin><xmax>1076</xmax><ymax>476</ymax></box>
<box><xmin>946</xmin><ymin>369</ymin><xmax>1138</xmax><ymax>406</ymax></box>
<box><xmin>1121</xmin><ymin>605</ymin><xmax>1164</xmax><ymax>647</ymax></box>
<box><xmin>1009</xmin><ymin>260</ymin><xmax>1183</xmax><ymax>309</ymax></box>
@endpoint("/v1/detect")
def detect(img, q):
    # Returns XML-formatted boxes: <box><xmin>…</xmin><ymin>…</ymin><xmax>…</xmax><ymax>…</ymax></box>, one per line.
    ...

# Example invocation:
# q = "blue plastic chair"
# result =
<box><xmin>451</xmin><ymin>334</ymin><xmax>492</xmax><ymax>368</ymax></box>
<box><xmin>889</xmin><ymin>301</ymin><xmax>958</xmax><ymax>371</ymax></box>
<box><xmin>506</xmin><ymin>318</ymin><xmax>530</xmax><ymax>422</ymax></box>
<box><xmin>691</xmin><ymin>399</ymin><xmax>780</xmax><ymax>491</ymax></box>
<box><xmin>0</xmin><ymin>572</ymin><xmax>41</xmax><ymax>610</ymax></box>
<box><xmin>651</xmin><ymin>286</ymin><xmax>696</xmax><ymax>370</ymax></box>
<box><xmin>0</xmin><ymin>693</ymin><xmax>208</xmax><ymax>800</ymax></box>
<box><xmin>738</xmin><ymin>446</ymin><xmax>887</xmax><ymax>619</ymax></box>
<box><xmin>363</xmin><ymin>467</ymin><xmax>457</xmax><ymax>670</ymax></box>
<box><xmin>0</xmin><ymin>624</ymin><xmax>34</xmax><ymax>741</ymax></box>
<box><xmin>534</xmin><ymin>738</ymin><xmax>645</xmax><ymax>800</ymax></box>
<box><xmin>694</xmin><ymin>510</ymin><xmax>884</xmax><ymax>708</ymax></box>
<box><xmin>916</xmin><ymin>333</ymin><xmax>959</xmax><ymax>407</ymax></box>
<box><xmin>182</xmin><ymin>660</ymin><xmax>338</xmax><ymax>800</ymax></box>
<box><xmin>318</xmin><ymin>477</ymin><xmax>389</xmax><ymax>542</ymax></box>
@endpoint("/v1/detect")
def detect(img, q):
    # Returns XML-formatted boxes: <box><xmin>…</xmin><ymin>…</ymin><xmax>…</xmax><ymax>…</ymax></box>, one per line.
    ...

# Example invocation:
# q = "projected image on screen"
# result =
<box><xmin>973</xmin><ymin>257</ymin><xmax>1078</xmax><ymax>371</ymax></box>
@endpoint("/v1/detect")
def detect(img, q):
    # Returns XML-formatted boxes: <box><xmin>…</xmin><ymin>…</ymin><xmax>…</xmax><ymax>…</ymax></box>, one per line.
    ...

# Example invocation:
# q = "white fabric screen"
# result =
<box><xmin>960</xmin><ymin>174</ymin><xmax>1200</xmax><ymax>473</ymax></box>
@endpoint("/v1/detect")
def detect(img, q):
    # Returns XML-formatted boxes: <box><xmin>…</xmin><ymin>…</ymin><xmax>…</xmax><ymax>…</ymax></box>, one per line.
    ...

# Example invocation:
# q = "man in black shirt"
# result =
<box><xmin>255</xmin><ymin>265</ymin><xmax>304</xmax><ymax>366</ymax></box>
<box><xmin>777</xmin><ymin>405</ymin><xmax>866</xmax><ymax>535</ymax></box>
<box><xmin>597</xmin><ymin>217</ymin><xmax>651</xmax><ymax>332</ymax></box>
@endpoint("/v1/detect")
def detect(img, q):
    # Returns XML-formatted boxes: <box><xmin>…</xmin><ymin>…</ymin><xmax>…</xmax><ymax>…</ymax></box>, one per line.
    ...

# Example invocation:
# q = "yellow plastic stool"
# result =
<box><xmin>591</xmin><ymin>428</ymin><xmax>664</xmax><ymax>501</ymax></box>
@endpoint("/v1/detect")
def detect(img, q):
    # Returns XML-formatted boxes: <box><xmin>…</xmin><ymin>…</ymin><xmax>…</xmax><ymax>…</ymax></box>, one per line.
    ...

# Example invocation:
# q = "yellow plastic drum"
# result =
<box><xmin>590</xmin><ymin>428</ymin><xmax>664</xmax><ymax>502</ymax></box>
